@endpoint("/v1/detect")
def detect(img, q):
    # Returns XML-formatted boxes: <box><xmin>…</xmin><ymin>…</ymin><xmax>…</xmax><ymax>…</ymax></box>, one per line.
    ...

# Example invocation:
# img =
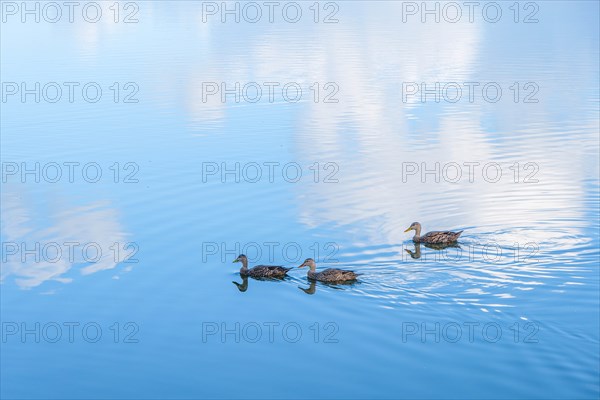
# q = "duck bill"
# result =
<box><xmin>232</xmin><ymin>258</ymin><xmax>239</xmax><ymax>263</ymax></box>
<box><xmin>297</xmin><ymin>263</ymin><xmax>306</xmax><ymax>268</ymax></box>
<box><xmin>404</xmin><ymin>227</ymin><xmax>412</xmax><ymax>233</ymax></box>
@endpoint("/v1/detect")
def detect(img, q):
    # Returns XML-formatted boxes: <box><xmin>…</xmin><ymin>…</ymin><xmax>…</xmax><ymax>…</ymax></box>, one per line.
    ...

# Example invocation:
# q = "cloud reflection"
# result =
<box><xmin>1</xmin><ymin>186</ymin><xmax>131</xmax><ymax>289</ymax></box>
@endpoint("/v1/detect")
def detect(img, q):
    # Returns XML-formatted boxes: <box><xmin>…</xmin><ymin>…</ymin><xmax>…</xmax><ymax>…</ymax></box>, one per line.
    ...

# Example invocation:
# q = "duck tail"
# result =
<box><xmin>455</xmin><ymin>230</ymin><xmax>464</xmax><ymax>238</ymax></box>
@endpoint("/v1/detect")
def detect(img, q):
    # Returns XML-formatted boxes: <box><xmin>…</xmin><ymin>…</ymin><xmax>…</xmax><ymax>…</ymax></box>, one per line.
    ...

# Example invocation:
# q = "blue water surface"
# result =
<box><xmin>1</xmin><ymin>1</ymin><xmax>599</xmax><ymax>398</ymax></box>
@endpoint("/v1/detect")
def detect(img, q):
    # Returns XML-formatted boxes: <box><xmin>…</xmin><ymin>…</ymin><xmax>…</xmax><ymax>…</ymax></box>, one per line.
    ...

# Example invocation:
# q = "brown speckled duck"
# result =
<box><xmin>404</xmin><ymin>222</ymin><xmax>463</xmax><ymax>244</ymax></box>
<box><xmin>233</xmin><ymin>254</ymin><xmax>291</xmax><ymax>278</ymax></box>
<box><xmin>298</xmin><ymin>258</ymin><xmax>360</xmax><ymax>282</ymax></box>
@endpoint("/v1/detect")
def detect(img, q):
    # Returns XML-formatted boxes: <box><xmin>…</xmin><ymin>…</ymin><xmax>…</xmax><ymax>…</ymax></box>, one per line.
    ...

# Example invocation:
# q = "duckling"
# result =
<box><xmin>233</xmin><ymin>254</ymin><xmax>291</xmax><ymax>278</ymax></box>
<box><xmin>297</xmin><ymin>258</ymin><xmax>360</xmax><ymax>282</ymax></box>
<box><xmin>404</xmin><ymin>222</ymin><xmax>463</xmax><ymax>244</ymax></box>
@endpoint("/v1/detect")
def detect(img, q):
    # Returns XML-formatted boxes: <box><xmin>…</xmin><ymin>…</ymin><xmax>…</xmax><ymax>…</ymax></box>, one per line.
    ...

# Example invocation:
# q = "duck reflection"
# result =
<box><xmin>232</xmin><ymin>274</ymin><xmax>288</xmax><ymax>293</ymax></box>
<box><xmin>298</xmin><ymin>280</ymin><xmax>317</xmax><ymax>295</ymax></box>
<box><xmin>232</xmin><ymin>275</ymin><xmax>249</xmax><ymax>292</ymax></box>
<box><xmin>298</xmin><ymin>279</ymin><xmax>359</xmax><ymax>295</ymax></box>
<box><xmin>405</xmin><ymin>242</ymin><xmax>462</xmax><ymax>260</ymax></box>
<box><xmin>405</xmin><ymin>243</ymin><xmax>423</xmax><ymax>259</ymax></box>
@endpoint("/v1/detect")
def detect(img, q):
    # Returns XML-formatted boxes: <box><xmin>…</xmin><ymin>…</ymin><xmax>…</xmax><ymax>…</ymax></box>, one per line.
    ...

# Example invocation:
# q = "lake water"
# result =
<box><xmin>1</xmin><ymin>1</ymin><xmax>599</xmax><ymax>398</ymax></box>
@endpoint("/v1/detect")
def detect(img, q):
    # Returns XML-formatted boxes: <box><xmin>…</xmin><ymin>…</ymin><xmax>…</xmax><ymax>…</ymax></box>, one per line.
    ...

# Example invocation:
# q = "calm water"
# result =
<box><xmin>1</xmin><ymin>1</ymin><xmax>599</xmax><ymax>398</ymax></box>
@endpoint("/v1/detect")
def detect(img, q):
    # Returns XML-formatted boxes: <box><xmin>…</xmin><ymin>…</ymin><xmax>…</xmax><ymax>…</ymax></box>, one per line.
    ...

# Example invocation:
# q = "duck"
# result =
<box><xmin>297</xmin><ymin>258</ymin><xmax>360</xmax><ymax>282</ymax></box>
<box><xmin>233</xmin><ymin>254</ymin><xmax>291</xmax><ymax>278</ymax></box>
<box><xmin>404</xmin><ymin>222</ymin><xmax>463</xmax><ymax>244</ymax></box>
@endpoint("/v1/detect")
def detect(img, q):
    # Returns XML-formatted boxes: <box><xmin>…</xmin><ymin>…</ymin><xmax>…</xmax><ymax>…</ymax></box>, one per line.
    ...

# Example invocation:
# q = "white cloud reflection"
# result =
<box><xmin>171</xmin><ymin>3</ymin><xmax>598</xmax><ymax>310</ymax></box>
<box><xmin>1</xmin><ymin>186</ymin><xmax>131</xmax><ymax>289</ymax></box>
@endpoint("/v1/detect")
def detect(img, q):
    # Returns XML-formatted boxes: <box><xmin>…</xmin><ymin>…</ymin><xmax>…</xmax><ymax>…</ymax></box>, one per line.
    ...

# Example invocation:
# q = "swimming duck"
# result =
<box><xmin>404</xmin><ymin>222</ymin><xmax>463</xmax><ymax>244</ymax></box>
<box><xmin>233</xmin><ymin>254</ymin><xmax>291</xmax><ymax>278</ymax></box>
<box><xmin>297</xmin><ymin>258</ymin><xmax>360</xmax><ymax>282</ymax></box>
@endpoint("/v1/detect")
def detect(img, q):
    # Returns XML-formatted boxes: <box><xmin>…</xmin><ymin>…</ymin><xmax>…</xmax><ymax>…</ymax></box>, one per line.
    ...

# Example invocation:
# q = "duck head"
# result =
<box><xmin>404</xmin><ymin>222</ymin><xmax>422</xmax><ymax>237</ymax></box>
<box><xmin>298</xmin><ymin>258</ymin><xmax>317</xmax><ymax>271</ymax></box>
<box><xmin>232</xmin><ymin>254</ymin><xmax>248</xmax><ymax>269</ymax></box>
